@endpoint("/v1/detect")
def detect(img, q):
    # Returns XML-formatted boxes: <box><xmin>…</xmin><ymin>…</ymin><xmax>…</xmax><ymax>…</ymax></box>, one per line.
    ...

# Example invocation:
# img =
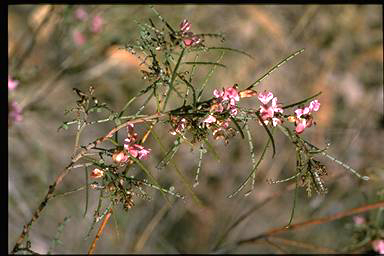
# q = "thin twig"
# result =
<box><xmin>11</xmin><ymin>113</ymin><xmax>163</xmax><ymax>253</ymax></box>
<box><xmin>88</xmin><ymin>208</ymin><xmax>113</xmax><ymax>254</ymax></box>
<box><xmin>235</xmin><ymin>201</ymin><xmax>384</xmax><ymax>246</ymax></box>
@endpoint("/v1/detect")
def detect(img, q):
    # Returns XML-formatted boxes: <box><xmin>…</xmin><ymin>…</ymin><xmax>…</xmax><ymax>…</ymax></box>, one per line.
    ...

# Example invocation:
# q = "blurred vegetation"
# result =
<box><xmin>8</xmin><ymin>5</ymin><xmax>383</xmax><ymax>253</ymax></box>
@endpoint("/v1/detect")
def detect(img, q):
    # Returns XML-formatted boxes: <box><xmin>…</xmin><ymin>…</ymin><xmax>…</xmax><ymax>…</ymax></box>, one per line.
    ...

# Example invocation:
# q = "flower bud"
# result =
<box><xmin>90</xmin><ymin>168</ymin><xmax>104</xmax><ymax>179</ymax></box>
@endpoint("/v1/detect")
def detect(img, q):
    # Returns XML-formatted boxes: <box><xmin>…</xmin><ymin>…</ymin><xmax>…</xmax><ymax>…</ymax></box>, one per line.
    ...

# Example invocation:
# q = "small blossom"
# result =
<box><xmin>309</xmin><ymin>100</ymin><xmax>320</xmax><ymax>112</ymax></box>
<box><xmin>9</xmin><ymin>101</ymin><xmax>23</xmax><ymax>123</ymax></box>
<box><xmin>90</xmin><ymin>168</ymin><xmax>104</xmax><ymax>179</ymax></box>
<box><xmin>8</xmin><ymin>76</ymin><xmax>19</xmax><ymax>91</ymax></box>
<box><xmin>372</xmin><ymin>239</ymin><xmax>384</xmax><ymax>254</ymax></box>
<box><xmin>126</xmin><ymin>144</ymin><xmax>151</xmax><ymax>160</ymax></box>
<box><xmin>180</xmin><ymin>19</ymin><xmax>191</xmax><ymax>33</ymax></box>
<box><xmin>258</xmin><ymin>91</ymin><xmax>274</xmax><ymax>105</ymax></box>
<box><xmin>223</xmin><ymin>87</ymin><xmax>240</xmax><ymax>105</ymax></box>
<box><xmin>75</xmin><ymin>7</ymin><xmax>88</xmax><ymax>21</ymax></box>
<box><xmin>353</xmin><ymin>215</ymin><xmax>366</xmax><ymax>225</ymax></box>
<box><xmin>91</xmin><ymin>15</ymin><xmax>103</xmax><ymax>33</ymax></box>
<box><xmin>213</xmin><ymin>89</ymin><xmax>225</xmax><ymax>99</ymax></box>
<box><xmin>203</xmin><ymin>115</ymin><xmax>216</xmax><ymax>124</ymax></box>
<box><xmin>73</xmin><ymin>30</ymin><xmax>86</xmax><ymax>46</ymax></box>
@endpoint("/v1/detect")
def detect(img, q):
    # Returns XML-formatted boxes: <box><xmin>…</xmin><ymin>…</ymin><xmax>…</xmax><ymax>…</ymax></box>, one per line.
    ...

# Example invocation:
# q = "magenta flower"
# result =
<box><xmin>73</xmin><ymin>30</ymin><xmax>86</xmax><ymax>46</ymax></box>
<box><xmin>258</xmin><ymin>91</ymin><xmax>274</xmax><ymax>105</ymax></box>
<box><xmin>122</xmin><ymin>124</ymin><xmax>151</xmax><ymax>160</ymax></box>
<box><xmin>223</xmin><ymin>87</ymin><xmax>240</xmax><ymax>106</ymax></box>
<box><xmin>75</xmin><ymin>7</ymin><xmax>88</xmax><ymax>21</ymax></box>
<box><xmin>180</xmin><ymin>19</ymin><xmax>191</xmax><ymax>33</ymax></box>
<box><xmin>126</xmin><ymin>144</ymin><xmax>151</xmax><ymax>160</ymax></box>
<box><xmin>91</xmin><ymin>15</ymin><xmax>103</xmax><ymax>33</ymax></box>
<box><xmin>8</xmin><ymin>76</ymin><xmax>19</xmax><ymax>91</ymax></box>
<box><xmin>9</xmin><ymin>101</ymin><xmax>23</xmax><ymax>123</ymax></box>
<box><xmin>372</xmin><ymin>239</ymin><xmax>384</xmax><ymax>254</ymax></box>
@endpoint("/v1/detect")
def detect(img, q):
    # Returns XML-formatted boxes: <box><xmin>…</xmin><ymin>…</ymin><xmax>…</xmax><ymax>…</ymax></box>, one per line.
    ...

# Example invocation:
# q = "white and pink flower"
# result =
<box><xmin>294</xmin><ymin>100</ymin><xmax>320</xmax><ymax>134</ymax></box>
<box><xmin>258</xmin><ymin>91</ymin><xmax>283</xmax><ymax>127</ymax></box>
<box><xmin>372</xmin><ymin>239</ymin><xmax>384</xmax><ymax>254</ymax></box>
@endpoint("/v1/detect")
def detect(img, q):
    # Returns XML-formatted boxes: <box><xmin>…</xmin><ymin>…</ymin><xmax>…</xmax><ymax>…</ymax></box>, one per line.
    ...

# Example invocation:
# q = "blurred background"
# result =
<box><xmin>8</xmin><ymin>5</ymin><xmax>383</xmax><ymax>253</ymax></box>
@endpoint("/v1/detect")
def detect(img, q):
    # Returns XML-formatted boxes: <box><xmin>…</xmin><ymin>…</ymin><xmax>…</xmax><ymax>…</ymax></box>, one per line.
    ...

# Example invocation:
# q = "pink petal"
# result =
<box><xmin>213</xmin><ymin>89</ymin><xmax>224</xmax><ymax>99</ymax></box>
<box><xmin>258</xmin><ymin>91</ymin><xmax>274</xmax><ymax>105</ymax></box>
<box><xmin>295</xmin><ymin>120</ymin><xmax>307</xmax><ymax>134</ymax></box>
<box><xmin>295</xmin><ymin>108</ymin><xmax>303</xmax><ymax>118</ymax></box>
<box><xmin>203</xmin><ymin>115</ymin><xmax>216</xmax><ymax>124</ymax></box>
<box><xmin>309</xmin><ymin>100</ymin><xmax>320</xmax><ymax>112</ymax></box>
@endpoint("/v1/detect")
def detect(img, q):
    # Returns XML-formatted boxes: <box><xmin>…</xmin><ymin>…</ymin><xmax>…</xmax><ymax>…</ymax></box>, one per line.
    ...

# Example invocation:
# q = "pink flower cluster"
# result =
<box><xmin>258</xmin><ymin>91</ymin><xmax>283</xmax><ymax>127</ymax></box>
<box><xmin>112</xmin><ymin>124</ymin><xmax>151</xmax><ymax>164</ymax></box>
<box><xmin>179</xmin><ymin>19</ymin><xmax>201</xmax><ymax>47</ymax></box>
<box><xmin>202</xmin><ymin>86</ymin><xmax>240</xmax><ymax>125</ymax></box>
<box><xmin>293</xmin><ymin>100</ymin><xmax>320</xmax><ymax>134</ymax></box>
<box><xmin>72</xmin><ymin>7</ymin><xmax>103</xmax><ymax>46</ymax></box>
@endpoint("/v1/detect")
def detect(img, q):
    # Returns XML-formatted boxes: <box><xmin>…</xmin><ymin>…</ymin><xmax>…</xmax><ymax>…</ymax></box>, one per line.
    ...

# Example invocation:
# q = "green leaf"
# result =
<box><xmin>255</xmin><ymin>112</ymin><xmax>276</xmax><ymax>158</ymax></box>
<box><xmin>182</xmin><ymin>62</ymin><xmax>226</xmax><ymax>68</ymax></box>
<box><xmin>207</xmin><ymin>46</ymin><xmax>254</xmax><ymax>59</ymax></box>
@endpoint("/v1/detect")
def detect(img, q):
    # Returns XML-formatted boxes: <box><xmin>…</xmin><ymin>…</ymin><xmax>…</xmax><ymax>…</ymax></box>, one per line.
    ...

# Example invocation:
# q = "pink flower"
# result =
<box><xmin>8</xmin><ymin>76</ymin><xmax>19</xmax><ymax>91</ymax></box>
<box><xmin>295</xmin><ymin>119</ymin><xmax>307</xmax><ymax>134</ymax></box>
<box><xmin>293</xmin><ymin>100</ymin><xmax>320</xmax><ymax>134</ymax></box>
<box><xmin>9</xmin><ymin>101</ymin><xmax>22</xmax><ymax>123</ymax></box>
<box><xmin>91</xmin><ymin>15</ymin><xmax>103</xmax><ymax>33</ymax></box>
<box><xmin>213</xmin><ymin>89</ymin><xmax>225</xmax><ymax>99</ymax></box>
<box><xmin>180</xmin><ymin>19</ymin><xmax>191</xmax><ymax>33</ymax></box>
<box><xmin>309</xmin><ymin>100</ymin><xmax>320</xmax><ymax>112</ymax></box>
<box><xmin>203</xmin><ymin>115</ymin><xmax>217</xmax><ymax>124</ymax></box>
<box><xmin>73</xmin><ymin>30</ymin><xmax>86</xmax><ymax>46</ymax></box>
<box><xmin>258</xmin><ymin>91</ymin><xmax>274</xmax><ymax>105</ymax></box>
<box><xmin>126</xmin><ymin>144</ymin><xmax>151</xmax><ymax>160</ymax></box>
<box><xmin>353</xmin><ymin>215</ymin><xmax>366</xmax><ymax>225</ymax></box>
<box><xmin>372</xmin><ymin>239</ymin><xmax>384</xmax><ymax>254</ymax></box>
<box><xmin>75</xmin><ymin>7</ymin><xmax>88</xmax><ymax>21</ymax></box>
<box><xmin>258</xmin><ymin>93</ymin><xmax>283</xmax><ymax>127</ymax></box>
<box><xmin>260</xmin><ymin>105</ymin><xmax>274</xmax><ymax>120</ymax></box>
<box><xmin>224</xmin><ymin>87</ymin><xmax>240</xmax><ymax>104</ymax></box>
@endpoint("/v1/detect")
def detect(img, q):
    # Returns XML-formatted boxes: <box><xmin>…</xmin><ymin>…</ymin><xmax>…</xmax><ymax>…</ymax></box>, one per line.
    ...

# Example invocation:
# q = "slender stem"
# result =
<box><xmin>88</xmin><ymin>208</ymin><xmax>113</xmax><ymax>254</ymax></box>
<box><xmin>235</xmin><ymin>201</ymin><xmax>384</xmax><ymax>246</ymax></box>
